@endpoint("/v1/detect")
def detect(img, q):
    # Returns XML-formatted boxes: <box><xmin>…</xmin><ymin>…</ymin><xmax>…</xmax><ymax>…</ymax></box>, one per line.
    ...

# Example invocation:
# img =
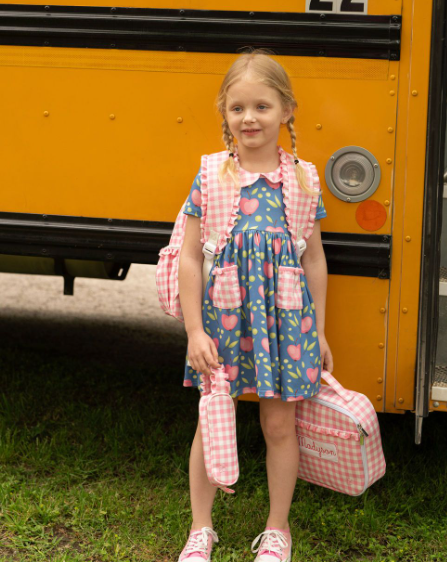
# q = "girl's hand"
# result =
<box><xmin>187</xmin><ymin>329</ymin><xmax>221</xmax><ymax>377</ymax></box>
<box><xmin>318</xmin><ymin>333</ymin><xmax>334</xmax><ymax>373</ymax></box>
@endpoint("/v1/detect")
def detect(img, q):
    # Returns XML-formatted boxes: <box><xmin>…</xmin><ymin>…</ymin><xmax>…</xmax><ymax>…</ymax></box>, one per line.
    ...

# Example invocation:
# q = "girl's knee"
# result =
<box><xmin>259</xmin><ymin>400</ymin><xmax>295</xmax><ymax>438</ymax></box>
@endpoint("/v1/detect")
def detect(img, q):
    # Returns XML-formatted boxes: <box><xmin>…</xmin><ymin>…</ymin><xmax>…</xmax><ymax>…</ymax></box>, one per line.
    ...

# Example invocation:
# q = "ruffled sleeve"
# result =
<box><xmin>315</xmin><ymin>192</ymin><xmax>327</xmax><ymax>220</ymax></box>
<box><xmin>183</xmin><ymin>168</ymin><xmax>202</xmax><ymax>218</ymax></box>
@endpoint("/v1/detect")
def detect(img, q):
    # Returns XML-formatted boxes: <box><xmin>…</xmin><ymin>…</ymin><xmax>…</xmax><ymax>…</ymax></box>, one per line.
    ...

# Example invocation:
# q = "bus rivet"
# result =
<box><xmin>43</xmin><ymin>111</ymin><xmax>49</xmax><ymax>117</ymax></box>
<box><xmin>346</xmin><ymin>197</ymin><xmax>351</xmax><ymax>202</ymax></box>
<box><xmin>378</xmin><ymin>343</ymin><xmax>384</xmax><ymax>348</ymax></box>
<box><xmin>177</xmin><ymin>117</ymin><xmax>183</xmax><ymax>123</ymax></box>
<box><xmin>377</xmin><ymin>378</ymin><xmax>383</xmax><ymax>383</ymax></box>
<box><xmin>384</xmin><ymin>200</ymin><xmax>390</xmax><ymax>206</ymax></box>
<box><xmin>380</xmin><ymin>308</ymin><xmax>386</xmax><ymax>314</ymax></box>
<box><xmin>386</xmin><ymin>158</ymin><xmax>392</xmax><ymax>164</ymax></box>
<box><xmin>402</xmin><ymin>307</ymin><xmax>408</xmax><ymax>314</ymax></box>
<box><xmin>376</xmin><ymin>395</ymin><xmax>382</xmax><ymax>401</ymax></box>
<box><xmin>388</xmin><ymin>127</ymin><xmax>394</xmax><ymax>133</ymax></box>
<box><xmin>405</xmin><ymin>236</ymin><xmax>411</xmax><ymax>242</ymax></box>
<box><xmin>390</xmin><ymin>74</ymin><xmax>396</xmax><ymax>80</ymax></box>
<box><xmin>316</xmin><ymin>124</ymin><xmax>322</xmax><ymax>130</ymax></box>
<box><xmin>110</xmin><ymin>114</ymin><xmax>115</xmax><ymax>120</ymax></box>
<box><xmin>433</xmin><ymin>402</ymin><xmax>440</xmax><ymax>408</ymax></box>
<box><xmin>398</xmin><ymin>398</ymin><xmax>404</xmax><ymax>404</ymax></box>
<box><xmin>412</xmin><ymin>90</ymin><xmax>418</xmax><ymax>96</ymax></box>
<box><xmin>389</xmin><ymin>90</ymin><xmax>395</xmax><ymax>96</ymax></box>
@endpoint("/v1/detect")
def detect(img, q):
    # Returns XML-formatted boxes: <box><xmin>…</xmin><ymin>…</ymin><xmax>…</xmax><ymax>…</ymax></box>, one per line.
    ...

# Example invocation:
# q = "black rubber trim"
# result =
<box><xmin>0</xmin><ymin>5</ymin><xmax>401</xmax><ymax>60</ymax></box>
<box><xmin>0</xmin><ymin>212</ymin><xmax>391</xmax><ymax>276</ymax></box>
<box><xmin>415</xmin><ymin>0</ymin><xmax>447</xmax><ymax>423</ymax></box>
<box><xmin>322</xmin><ymin>231</ymin><xmax>391</xmax><ymax>279</ymax></box>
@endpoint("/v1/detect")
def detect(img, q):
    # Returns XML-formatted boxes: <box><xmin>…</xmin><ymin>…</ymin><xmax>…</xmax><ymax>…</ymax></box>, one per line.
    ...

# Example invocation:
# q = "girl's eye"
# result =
<box><xmin>258</xmin><ymin>105</ymin><xmax>268</xmax><ymax>110</ymax></box>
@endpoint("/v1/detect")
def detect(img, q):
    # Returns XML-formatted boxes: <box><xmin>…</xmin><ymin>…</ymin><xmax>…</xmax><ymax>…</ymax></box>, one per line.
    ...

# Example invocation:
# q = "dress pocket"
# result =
<box><xmin>276</xmin><ymin>265</ymin><xmax>304</xmax><ymax>310</ymax></box>
<box><xmin>211</xmin><ymin>265</ymin><xmax>242</xmax><ymax>309</ymax></box>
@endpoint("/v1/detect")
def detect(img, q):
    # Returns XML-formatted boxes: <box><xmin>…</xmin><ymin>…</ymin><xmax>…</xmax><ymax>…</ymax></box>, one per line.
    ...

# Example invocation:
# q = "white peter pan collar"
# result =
<box><xmin>233</xmin><ymin>146</ymin><xmax>283</xmax><ymax>188</ymax></box>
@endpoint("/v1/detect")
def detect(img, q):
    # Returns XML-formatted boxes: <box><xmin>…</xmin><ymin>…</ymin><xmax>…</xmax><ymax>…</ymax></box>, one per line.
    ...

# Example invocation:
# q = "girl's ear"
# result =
<box><xmin>282</xmin><ymin>103</ymin><xmax>295</xmax><ymax>124</ymax></box>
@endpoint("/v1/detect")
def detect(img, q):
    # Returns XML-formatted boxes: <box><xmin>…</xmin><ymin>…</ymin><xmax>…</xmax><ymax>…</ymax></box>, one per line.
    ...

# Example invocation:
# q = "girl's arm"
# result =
<box><xmin>178</xmin><ymin>215</ymin><xmax>220</xmax><ymax>376</ymax></box>
<box><xmin>300</xmin><ymin>221</ymin><xmax>334</xmax><ymax>371</ymax></box>
<box><xmin>178</xmin><ymin>215</ymin><xmax>205</xmax><ymax>335</ymax></box>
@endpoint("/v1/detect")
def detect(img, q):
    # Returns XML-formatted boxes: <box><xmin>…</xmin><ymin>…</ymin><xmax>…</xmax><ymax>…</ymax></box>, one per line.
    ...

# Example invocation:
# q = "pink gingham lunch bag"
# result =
<box><xmin>295</xmin><ymin>370</ymin><xmax>386</xmax><ymax>496</ymax></box>
<box><xmin>199</xmin><ymin>364</ymin><xmax>239</xmax><ymax>494</ymax></box>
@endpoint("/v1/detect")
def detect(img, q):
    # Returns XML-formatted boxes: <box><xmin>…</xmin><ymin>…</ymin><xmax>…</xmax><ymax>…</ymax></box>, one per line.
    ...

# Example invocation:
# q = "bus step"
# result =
<box><xmin>432</xmin><ymin>365</ymin><xmax>447</xmax><ymax>402</ymax></box>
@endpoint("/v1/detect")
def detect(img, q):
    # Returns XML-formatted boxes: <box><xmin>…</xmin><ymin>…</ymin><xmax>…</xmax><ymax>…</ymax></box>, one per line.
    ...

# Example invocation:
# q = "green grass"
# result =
<box><xmin>0</xmin><ymin>323</ymin><xmax>446</xmax><ymax>561</ymax></box>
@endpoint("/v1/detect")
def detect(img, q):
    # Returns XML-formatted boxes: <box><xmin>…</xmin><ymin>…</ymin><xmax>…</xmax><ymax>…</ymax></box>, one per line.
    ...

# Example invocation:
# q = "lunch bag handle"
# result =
<box><xmin>321</xmin><ymin>370</ymin><xmax>354</xmax><ymax>403</ymax></box>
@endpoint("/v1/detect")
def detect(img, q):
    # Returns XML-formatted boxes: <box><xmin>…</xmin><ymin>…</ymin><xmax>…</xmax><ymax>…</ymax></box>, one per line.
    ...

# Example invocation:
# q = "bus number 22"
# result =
<box><xmin>307</xmin><ymin>0</ymin><xmax>368</xmax><ymax>13</ymax></box>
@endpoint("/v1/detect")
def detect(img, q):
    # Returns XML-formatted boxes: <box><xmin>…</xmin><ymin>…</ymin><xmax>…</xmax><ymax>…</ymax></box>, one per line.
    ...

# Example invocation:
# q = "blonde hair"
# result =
<box><xmin>215</xmin><ymin>48</ymin><xmax>313</xmax><ymax>196</ymax></box>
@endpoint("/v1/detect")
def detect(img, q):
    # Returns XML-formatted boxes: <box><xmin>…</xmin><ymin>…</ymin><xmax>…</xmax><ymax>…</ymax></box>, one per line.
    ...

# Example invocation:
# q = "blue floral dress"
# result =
<box><xmin>182</xmin><ymin>164</ymin><xmax>327</xmax><ymax>401</ymax></box>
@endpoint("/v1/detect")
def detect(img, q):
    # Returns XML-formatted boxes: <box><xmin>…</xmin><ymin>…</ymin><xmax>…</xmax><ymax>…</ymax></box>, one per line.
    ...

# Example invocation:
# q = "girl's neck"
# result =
<box><xmin>236</xmin><ymin>144</ymin><xmax>281</xmax><ymax>173</ymax></box>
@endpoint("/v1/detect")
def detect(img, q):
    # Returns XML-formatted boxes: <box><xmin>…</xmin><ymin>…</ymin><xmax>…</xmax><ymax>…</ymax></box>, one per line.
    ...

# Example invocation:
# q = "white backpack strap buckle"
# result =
<box><xmin>296</xmin><ymin>238</ymin><xmax>307</xmax><ymax>257</ymax></box>
<box><xmin>202</xmin><ymin>229</ymin><xmax>219</xmax><ymax>260</ymax></box>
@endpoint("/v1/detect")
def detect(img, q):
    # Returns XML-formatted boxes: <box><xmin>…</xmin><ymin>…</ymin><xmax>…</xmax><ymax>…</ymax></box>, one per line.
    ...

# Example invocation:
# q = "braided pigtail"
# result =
<box><xmin>218</xmin><ymin>119</ymin><xmax>240</xmax><ymax>194</ymax></box>
<box><xmin>287</xmin><ymin>116</ymin><xmax>314</xmax><ymax>196</ymax></box>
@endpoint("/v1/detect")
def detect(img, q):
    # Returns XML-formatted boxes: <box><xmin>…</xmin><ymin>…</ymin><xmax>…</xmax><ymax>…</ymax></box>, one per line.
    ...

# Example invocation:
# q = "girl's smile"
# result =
<box><xmin>242</xmin><ymin>129</ymin><xmax>262</xmax><ymax>136</ymax></box>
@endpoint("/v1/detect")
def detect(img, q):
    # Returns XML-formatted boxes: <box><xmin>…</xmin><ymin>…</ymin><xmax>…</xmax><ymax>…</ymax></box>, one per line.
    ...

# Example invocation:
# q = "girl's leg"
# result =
<box><xmin>259</xmin><ymin>398</ymin><xmax>299</xmax><ymax>531</ymax></box>
<box><xmin>189</xmin><ymin>397</ymin><xmax>238</xmax><ymax>531</ymax></box>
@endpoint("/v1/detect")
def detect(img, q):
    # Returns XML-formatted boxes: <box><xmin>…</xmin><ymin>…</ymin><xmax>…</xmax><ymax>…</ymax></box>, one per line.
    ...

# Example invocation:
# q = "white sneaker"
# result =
<box><xmin>178</xmin><ymin>526</ymin><xmax>219</xmax><ymax>562</ymax></box>
<box><xmin>251</xmin><ymin>528</ymin><xmax>292</xmax><ymax>562</ymax></box>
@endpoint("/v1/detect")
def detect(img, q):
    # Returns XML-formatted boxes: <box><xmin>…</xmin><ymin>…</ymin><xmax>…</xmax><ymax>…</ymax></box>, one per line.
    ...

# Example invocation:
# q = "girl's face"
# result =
<box><xmin>225</xmin><ymin>78</ymin><xmax>293</xmax><ymax>155</ymax></box>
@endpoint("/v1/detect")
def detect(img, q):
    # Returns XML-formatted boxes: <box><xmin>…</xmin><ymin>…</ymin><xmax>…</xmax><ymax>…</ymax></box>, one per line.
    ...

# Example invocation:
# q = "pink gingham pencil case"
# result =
<box><xmin>199</xmin><ymin>365</ymin><xmax>239</xmax><ymax>494</ymax></box>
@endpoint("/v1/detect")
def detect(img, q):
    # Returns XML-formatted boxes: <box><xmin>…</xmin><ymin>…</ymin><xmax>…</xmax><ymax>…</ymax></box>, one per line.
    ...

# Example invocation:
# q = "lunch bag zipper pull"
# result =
<box><xmin>357</xmin><ymin>423</ymin><xmax>369</xmax><ymax>445</ymax></box>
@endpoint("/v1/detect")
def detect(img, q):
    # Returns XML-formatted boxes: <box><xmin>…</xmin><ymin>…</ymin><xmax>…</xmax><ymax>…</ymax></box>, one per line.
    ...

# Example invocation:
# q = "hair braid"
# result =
<box><xmin>287</xmin><ymin>116</ymin><xmax>313</xmax><ymax>195</ymax></box>
<box><xmin>218</xmin><ymin>119</ymin><xmax>240</xmax><ymax>193</ymax></box>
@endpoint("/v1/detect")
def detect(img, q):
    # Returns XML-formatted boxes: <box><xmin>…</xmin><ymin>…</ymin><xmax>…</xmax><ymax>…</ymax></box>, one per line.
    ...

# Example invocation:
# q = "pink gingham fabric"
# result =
<box><xmin>295</xmin><ymin>370</ymin><xmax>386</xmax><ymax>496</ymax></box>
<box><xmin>276</xmin><ymin>265</ymin><xmax>305</xmax><ymax>310</ymax></box>
<box><xmin>210</xmin><ymin>264</ymin><xmax>242</xmax><ymax>309</ymax></box>
<box><xmin>199</xmin><ymin>365</ymin><xmax>239</xmax><ymax>494</ymax></box>
<box><xmin>155</xmin><ymin>146</ymin><xmax>320</xmax><ymax>322</ymax></box>
<box><xmin>200</xmin><ymin>146</ymin><xmax>321</xmax><ymax>255</ymax></box>
<box><xmin>155</xmin><ymin>202</ymin><xmax>188</xmax><ymax>322</ymax></box>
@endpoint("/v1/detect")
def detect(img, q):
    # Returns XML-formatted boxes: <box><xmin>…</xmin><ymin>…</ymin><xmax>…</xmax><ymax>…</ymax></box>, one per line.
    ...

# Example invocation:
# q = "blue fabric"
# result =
<box><xmin>182</xmin><ymin>168</ymin><xmax>327</xmax><ymax>401</ymax></box>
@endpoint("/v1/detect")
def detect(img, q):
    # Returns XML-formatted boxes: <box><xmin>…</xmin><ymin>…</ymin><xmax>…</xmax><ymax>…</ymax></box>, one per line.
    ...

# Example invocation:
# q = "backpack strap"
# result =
<box><xmin>279</xmin><ymin>147</ymin><xmax>321</xmax><ymax>258</ymax></box>
<box><xmin>200</xmin><ymin>151</ymin><xmax>239</xmax><ymax>261</ymax></box>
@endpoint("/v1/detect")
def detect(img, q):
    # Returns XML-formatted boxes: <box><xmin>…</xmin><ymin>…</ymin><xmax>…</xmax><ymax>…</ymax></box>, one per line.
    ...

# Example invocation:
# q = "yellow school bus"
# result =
<box><xmin>0</xmin><ymin>0</ymin><xmax>445</xmax><ymax>442</ymax></box>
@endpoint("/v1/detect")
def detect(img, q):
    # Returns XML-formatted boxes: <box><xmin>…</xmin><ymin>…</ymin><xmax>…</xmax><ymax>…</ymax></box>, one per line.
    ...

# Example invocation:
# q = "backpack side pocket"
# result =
<box><xmin>155</xmin><ymin>245</ymin><xmax>184</xmax><ymax>322</ymax></box>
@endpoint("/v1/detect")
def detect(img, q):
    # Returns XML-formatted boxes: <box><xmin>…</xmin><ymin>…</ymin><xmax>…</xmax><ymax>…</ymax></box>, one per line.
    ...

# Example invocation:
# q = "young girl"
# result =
<box><xmin>177</xmin><ymin>50</ymin><xmax>333</xmax><ymax>562</ymax></box>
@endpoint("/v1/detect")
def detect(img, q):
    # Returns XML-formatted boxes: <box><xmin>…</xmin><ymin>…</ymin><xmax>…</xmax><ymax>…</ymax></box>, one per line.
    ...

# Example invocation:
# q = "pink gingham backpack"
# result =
<box><xmin>199</xmin><ymin>364</ymin><xmax>239</xmax><ymax>494</ymax></box>
<box><xmin>295</xmin><ymin>370</ymin><xmax>386</xmax><ymax>496</ymax></box>
<box><xmin>155</xmin><ymin>145</ymin><xmax>321</xmax><ymax>321</ymax></box>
